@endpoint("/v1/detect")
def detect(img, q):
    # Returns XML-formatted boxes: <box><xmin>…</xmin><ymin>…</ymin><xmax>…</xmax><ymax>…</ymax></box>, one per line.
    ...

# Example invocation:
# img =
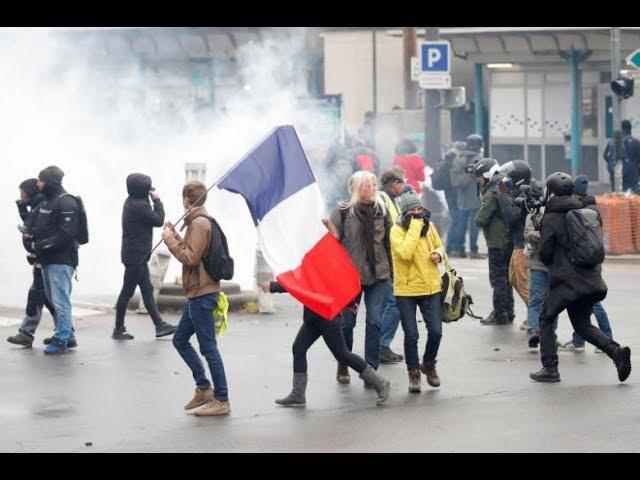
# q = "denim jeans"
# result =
<box><xmin>380</xmin><ymin>283</ymin><xmax>401</xmax><ymax>349</ymax></box>
<box><xmin>527</xmin><ymin>269</ymin><xmax>550</xmax><ymax>335</ymax></box>
<box><xmin>448</xmin><ymin>208</ymin><xmax>480</xmax><ymax>253</ymax></box>
<box><xmin>19</xmin><ymin>265</ymin><xmax>56</xmax><ymax>340</ymax></box>
<box><xmin>396</xmin><ymin>293</ymin><xmax>443</xmax><ymax>370</ymax></box>
<box><xmin>41</xmin><ymin>264</ymin><xmax>75</xmax><ymax>343</ymax></box>
<box><xmin>572</xmin><ymin>302</ymin><xmax>613</xmax><ymax>347</ymax></box>
<box><xmin>172</xmin><ymin>293</ymin><xmax>229</xmax><ymax>402</ymax></box>
<box><xmin>446</xmin><ymin>205</ymin><xmax>463</xmax><ymax>252</ymax></box>
<box><xmin>341</xmin><ymin>279</ymin><xmax>391</xmax><ymax>369</ymax></box>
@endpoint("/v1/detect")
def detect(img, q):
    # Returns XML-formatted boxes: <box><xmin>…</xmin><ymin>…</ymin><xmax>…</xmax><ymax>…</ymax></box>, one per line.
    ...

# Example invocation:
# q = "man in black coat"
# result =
<box><xmin>6</xmin><ymin>178</ymin><xmax>57</xmax><ymax>348</ymax></box>
<box><xmin>530</xmin><ymin>172</ymin><xmax>631</xmax><ymax>383</ymax></box>
<box><xmin>113</xmin><ymin>173</ymin><xmax>176</xmax><ymax>340</ymax></box>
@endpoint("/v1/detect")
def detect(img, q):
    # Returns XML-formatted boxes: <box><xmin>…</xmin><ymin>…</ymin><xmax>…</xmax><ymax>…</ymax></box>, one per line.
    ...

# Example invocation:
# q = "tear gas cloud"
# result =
<box><xmin>0</xmin><ymin>27</ymin><xmax>337</xmax><ymax>308</ymax></box>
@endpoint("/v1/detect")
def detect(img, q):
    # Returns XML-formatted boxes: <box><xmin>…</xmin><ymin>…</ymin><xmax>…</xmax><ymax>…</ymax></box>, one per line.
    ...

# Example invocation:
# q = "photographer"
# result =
<box><xmin>6</xmin><ymin>178</ymin><xmax>57</xmax><ymax>348</ymax></box>
<box><xmin>449</xmin><ymin>134</ymin><xmax>484</xmax><ymax>259</ymax></box>
<box><xmin>495</xmin><ymin>160</ymin><xmax>532</xmax><ymax>326</ymax></box>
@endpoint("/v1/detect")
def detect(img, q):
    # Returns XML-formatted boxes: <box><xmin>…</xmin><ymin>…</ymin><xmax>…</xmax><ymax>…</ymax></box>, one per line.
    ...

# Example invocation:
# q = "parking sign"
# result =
<box><xmin>420</xmin><ymin>41</ymin><xmax>451</xmax><ymax>73</ymax></box>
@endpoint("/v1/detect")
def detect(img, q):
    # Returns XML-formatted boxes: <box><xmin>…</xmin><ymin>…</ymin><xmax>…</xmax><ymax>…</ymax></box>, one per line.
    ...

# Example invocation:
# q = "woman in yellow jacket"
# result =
<box><xmin>391</xmin><ymin>191</ymin><xmax>446</xmax><ymax>393</ymax></box>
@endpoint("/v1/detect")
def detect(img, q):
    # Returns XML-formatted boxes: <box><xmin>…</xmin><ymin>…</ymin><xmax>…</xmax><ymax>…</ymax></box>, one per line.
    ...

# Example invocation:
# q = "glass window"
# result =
<box><xmin>545</xmin><ymin>145</ymin><xmax>571</xmax><ymax>174</ymax></box>
<box><xmin>580</xmin><ymin>146</ymin><xmax>599</xmax><ymax>182</ymax></box>
<box><xmin>526</xmin><ymin>73</ymin><xmax>543</xmax><ymax>86</ymax></box>
<box><xmin>492</xmin><ymin>72</ymin><xmax>525</xmax><ymax>86</ymax></box>
<box><xmin>490</xmin><ymin>87</ymin><xmax>525</xmax><ymax>137</ymax></box>
<box><xmin>526</xmin><ymin>88</ymin><xmax>543</xmax><ymax>138</ymax></box>
<box><xmin>544</xmin><ymin>84</ymin><xmax>571</xmax><ymax>138</ymax></box>
<box><xmin>546</xmin><ymin>73</ymin><xmax>570</xmax><ymax>83</ymax></box>
<box><xmin>528</xmin><ymin>145</ymin><xmax>542</xmax><ymax>180</ymax></box>
<box><xmin>581</xmin><ymin>85</ymin><xmax>598</xmax><ymax>139</ymax></box>
<box><xmin>491</xmin><ymin>144</ymin><xmax>525</xmax><ymax>165</ymax></box>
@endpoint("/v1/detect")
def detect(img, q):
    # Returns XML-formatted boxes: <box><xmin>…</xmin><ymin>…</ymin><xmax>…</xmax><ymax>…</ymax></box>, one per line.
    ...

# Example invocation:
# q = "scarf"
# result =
<box><xmin>355</xmin><ymin>202</ymin><xmax>378</xmax><ymax>279</ymax></box>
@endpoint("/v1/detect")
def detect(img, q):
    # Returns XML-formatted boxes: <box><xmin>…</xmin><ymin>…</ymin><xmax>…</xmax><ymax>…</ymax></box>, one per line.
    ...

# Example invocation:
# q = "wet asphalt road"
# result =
<box><xmin>1</xmin><ymin>258</ymin><xmax>638</xmax><ymax>452</ymax></box>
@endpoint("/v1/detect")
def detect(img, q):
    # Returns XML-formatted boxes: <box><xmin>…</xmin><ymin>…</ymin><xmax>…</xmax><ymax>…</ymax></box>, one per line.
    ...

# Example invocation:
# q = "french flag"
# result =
<box><xmin>218</xmin><ymin>125</ymin><xmax>361</xmax><ymax>320</ymax></box>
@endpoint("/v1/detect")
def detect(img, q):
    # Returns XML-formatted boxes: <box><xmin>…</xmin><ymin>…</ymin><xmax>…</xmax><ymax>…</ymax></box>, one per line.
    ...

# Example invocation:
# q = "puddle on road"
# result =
<box><xmin>33</xmin><ymin>402</ymin><xmax>76</xmax><ymax>419</ymax></box>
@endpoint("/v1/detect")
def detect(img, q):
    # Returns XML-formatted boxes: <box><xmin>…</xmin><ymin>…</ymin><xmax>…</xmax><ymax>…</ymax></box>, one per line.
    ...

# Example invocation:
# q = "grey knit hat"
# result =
<box><xmin>398</xmin><ymin>191</ymin><xmax>423</xmax><ymax>213</ymax></box>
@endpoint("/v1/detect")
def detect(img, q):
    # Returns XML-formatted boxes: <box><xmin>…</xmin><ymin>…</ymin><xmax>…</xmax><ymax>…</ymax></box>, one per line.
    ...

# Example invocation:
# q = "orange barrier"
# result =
<box><xmin>595</xmin><ymin>194</ymin><xmax>636</xmax><ymax>255</ymax></box>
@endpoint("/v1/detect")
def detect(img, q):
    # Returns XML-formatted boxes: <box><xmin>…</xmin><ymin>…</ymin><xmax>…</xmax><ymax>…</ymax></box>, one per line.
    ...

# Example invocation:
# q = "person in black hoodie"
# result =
<box><xmin>31</xmin><ymin>166</ymin><xmax>81</xmax><ymax>355</ymax></box>
<box><xmin>113</xmin><ymin>173</ymin><xmax>176</xmax><ymax>340</ymax></box>
<box><xmin>529</xmin><ymin>172</ymin><xmax>632</xmax><ymax>383</ymax></box>
<box><xmin>6</xmin><ymin>178</ymin><xmax>57</xmax><ymax>348</ymax></box>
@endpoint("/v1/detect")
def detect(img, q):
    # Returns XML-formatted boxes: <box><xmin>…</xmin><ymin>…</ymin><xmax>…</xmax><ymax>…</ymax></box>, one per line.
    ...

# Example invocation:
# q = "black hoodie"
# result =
<box><xmin>20</xmin><ymin>192</ymin><xmax>47</xmax><ymax>255</ymax></box>
<box><xmin>121</xmin><ymin>173</ymin><xmax>165</xmax><ymax>265</ymax></box>
<box><xmin>538</xmin><ymin>194</ymin><xmax>607</xmax><ymax>319</ymax></box>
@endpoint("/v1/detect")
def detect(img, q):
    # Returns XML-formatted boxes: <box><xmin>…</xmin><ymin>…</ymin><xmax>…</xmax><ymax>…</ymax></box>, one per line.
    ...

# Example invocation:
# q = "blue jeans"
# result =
<box><xmin>396</xmin><ymin>293</ymin><xmax>443</xmax><ymax>370</ymax></box>
<box><xmin>341</xmin><ymin>279</ymin><xmax>391</xmax><ymax>369</ymax></box>
<box><xmin>527</xmin><ymin>269</ymin><xmax>548</xmax><ymax>334</ymax></box>
<box><xmin>446</xmin><ymin>205</ymin><xmax>462</xmax><ymax>252</ymax></box>
<box><xmin>572</xmin><ymin>302</ymin><xmax>613</xmax><ymax>347</ymax></box>
<box><xmin>172</xmin><ymin>293</ymin><xmax>229</xmax><ymax>402</ymax></box>
<box><xmin>380</xmin><ymin>284</ymin><xmax>401</xmax><ymax>348</ymax></box>
<box><xmin>448</xmin><ymin>208</ymin><xmax>480</xmax><ymax>253</ymax></box>
<box><xmin>41</xmin><ymin>265</ymin><xmax>75</xmax><ymax>343</ymax></box>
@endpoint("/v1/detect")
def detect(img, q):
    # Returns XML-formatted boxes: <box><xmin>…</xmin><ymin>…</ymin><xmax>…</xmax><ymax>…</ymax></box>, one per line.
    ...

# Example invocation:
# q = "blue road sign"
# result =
<box><xmin>420</xmin><ymin>41</ymin><xmax>451</xmax><ymax>73</ymax></box>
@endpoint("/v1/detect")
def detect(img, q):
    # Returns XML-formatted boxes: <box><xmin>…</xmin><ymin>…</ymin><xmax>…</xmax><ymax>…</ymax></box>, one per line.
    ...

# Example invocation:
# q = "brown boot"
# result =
<box><xmin>184</xmin><ymin>386</ymin><xmax>214</xmax><ymax>410</ymax></box>
<box><xmin>421</xmin><ymin>360</ymin><xmax>441</xmax><ymax>387</ymax></box>
<box><xmin>408</xmin><ymin>368</ymin><xmax>421</xmax><ymax>393</ymax></box>
<box><xmin>194</xmin><ymin>398</ymin><xmax>231</xmax><ymax>417</ymax></box>
<box><xmin>336</xmin><ymin>363</ymin><xmax>350</xmax><ymax>384</ymax></box>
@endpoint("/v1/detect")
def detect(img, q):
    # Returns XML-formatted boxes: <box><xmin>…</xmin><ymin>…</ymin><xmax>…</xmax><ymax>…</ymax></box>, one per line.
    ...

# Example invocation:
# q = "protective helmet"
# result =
<box><xmin>498</xmin><ymin>160</ymin><xmax>531</xmax><ymax>187</ymax></box>
<box><xmin>465</xmin><ymin>134</ymin><xmax>484</xmax><ymax>153</ymax></box>
<box><xmin>545</xmin><ymin>171</ymin><xmax>574</xmax><ymax>197</ymax></box>
<box><xmin>444</xmin><ymin>148</ymin><xmax>458</xmax><ymax>161</ymax></box>
<box><xmin>474</xmin><ymin>158</ymin><xmax>499</xmax><ymax>180</ymax></box>
<box><xmin>453</xmin><ymin>141</ymin><xmax>467</xmax><ymax>151</ymax></box>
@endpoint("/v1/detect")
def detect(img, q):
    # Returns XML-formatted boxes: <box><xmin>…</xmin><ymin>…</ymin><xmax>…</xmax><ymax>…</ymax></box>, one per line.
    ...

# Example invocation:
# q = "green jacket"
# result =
<box><xmin>474</xmin><ymin>183</ymin><xmax>507</xmax><ymax>248</ymax></box>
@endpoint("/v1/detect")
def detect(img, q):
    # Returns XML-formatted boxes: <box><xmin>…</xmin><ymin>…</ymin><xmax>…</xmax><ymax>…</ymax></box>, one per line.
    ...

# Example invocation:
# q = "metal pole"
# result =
<box><xmin>424</xmin><ymin>27</ymin><xmax>441</xmax><ymax>165</ymax></box>
<box><xmin>474</xmin><ymin>63</ymin><xmax>485</xmax><ymax>144</ymax></box>
<box><xmin>611</xmin><ymin>27</ymin><xmax>623</xmax><ymax>193</ymax></box>
<box><xmin>403</xmin><ymin>27</ymin><xmax>419</xmax><ymax>109</ymax></box>
<box><xmin>570</xmin><ymin>49</ymin><xmax>582</xmax><ymax>177</ymax></box>
<box><xmin>372</xmin><ymin>28</ymin><xmax>378</xmax><ymax>113</ymax></box>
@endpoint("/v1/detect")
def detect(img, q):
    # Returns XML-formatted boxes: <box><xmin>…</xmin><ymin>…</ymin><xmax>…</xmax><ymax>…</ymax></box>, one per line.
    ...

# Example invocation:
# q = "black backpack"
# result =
<box><xmin>57</xmin><ymin>193</ymin><xmax>89</xmax><ymax>245</ymax></box>
<box><xmin>201</xmin><ymin>216</ymin><xmax>234</xmax><ymax>281</ymax></box>
<box><xmin>431</xmin><ymin>161</ymin><xmax>452</xmax><ymax>191</ymax></box>
<box><xmin>565</xmin><ymin>208</ymin><xmax>605</xmax><ymax>268</ymax></box>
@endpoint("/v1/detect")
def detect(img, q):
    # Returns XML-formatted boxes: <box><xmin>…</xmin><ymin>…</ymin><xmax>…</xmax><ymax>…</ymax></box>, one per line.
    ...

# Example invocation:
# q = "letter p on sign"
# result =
<box><xmin>420</xmin><ymin>41</ymin><xmax>450</xmax><ymax>73</ymax></box>
<box><xmin>428</xmin><ymin>48</ymin><xmax>441</xmax><ymax>67</ymax></box>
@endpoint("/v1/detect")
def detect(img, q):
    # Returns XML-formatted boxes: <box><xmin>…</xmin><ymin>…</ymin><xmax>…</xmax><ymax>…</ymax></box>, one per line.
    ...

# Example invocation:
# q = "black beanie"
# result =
<box><xmin>19</xmin><ymin>178</ymin><xmax>39</xmax><ymax>199</ymax></box>
<box><xmin>38</xmin><ymin>166</ymin><xmax>64</xmax><ymax>186</ymax></box>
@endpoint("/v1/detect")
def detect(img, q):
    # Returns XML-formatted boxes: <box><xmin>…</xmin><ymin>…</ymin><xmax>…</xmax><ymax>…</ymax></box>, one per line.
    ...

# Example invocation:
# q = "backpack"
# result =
<box><xmin>431</xmin><ymin>160</ymin><xmax>453</xmax><ymax>191</ymax></box>
<box><xmin>565</xmin><ymin>208</ymin><xmax>605</xmax><ymax>268</ymax></box>
<box><xmin>440</xmin><ymin>253</ymin><xmax>482</xmax><ymax>323</ymax></box>
<box><xmin>201</xmin><ymin>216</ymin><xmax>234</xmax><ymax>281</ymax></box>
<box><xmin>57</xmin><ymin>193</ymin><xmax>89</xmax><ymax>245</ymax></box>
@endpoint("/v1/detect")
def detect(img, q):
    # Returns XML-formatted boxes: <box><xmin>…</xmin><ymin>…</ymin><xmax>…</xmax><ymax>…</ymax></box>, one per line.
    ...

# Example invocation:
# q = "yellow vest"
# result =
<box><xmin>379</xmin><ymin>191</ymin><xmax>400</xmax><ymax>224</ymax></box>
<box><xmin>390</xmin><ymin>218</ymin><xmax>445</xmax><ymax>296</ymax></box>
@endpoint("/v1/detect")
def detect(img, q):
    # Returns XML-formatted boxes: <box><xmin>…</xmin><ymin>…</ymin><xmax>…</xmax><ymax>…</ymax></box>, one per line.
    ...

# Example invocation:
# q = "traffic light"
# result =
<box><xmin>611</xmin><ymin>76</ymin><xmax>635</xmax><ymax>99</ymax></box>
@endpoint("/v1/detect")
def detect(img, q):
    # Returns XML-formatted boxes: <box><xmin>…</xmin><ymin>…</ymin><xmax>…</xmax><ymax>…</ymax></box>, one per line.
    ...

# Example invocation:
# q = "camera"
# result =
<box><xmin>514</xmin><ymin>184</ymin><xmax>542</xmax><ymax>212</ymax></box>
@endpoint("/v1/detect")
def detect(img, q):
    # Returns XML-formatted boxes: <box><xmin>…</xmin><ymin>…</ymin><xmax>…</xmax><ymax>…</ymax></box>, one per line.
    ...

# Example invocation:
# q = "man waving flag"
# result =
<box><xmin>218</xmin><ymin>125</ymin><xmax>361</xmax><ymax>320</ymax></box>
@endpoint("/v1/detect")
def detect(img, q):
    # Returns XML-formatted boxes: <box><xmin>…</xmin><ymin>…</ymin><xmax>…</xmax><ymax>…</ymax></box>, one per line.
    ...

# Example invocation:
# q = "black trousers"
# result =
<box><xmin>115</xmin><ymin>264</ymin><xmax>163</xmax><ymax>329</ymax></box>
<box><xmin>540</xmin><ymin>298</ymin><xmax>620</xmax><ymax>369</ymax></box>
<box><xmin>292</xmin><ymin>308</ymin><xmax>368</xmax><ymax>374</ymax></box>
<box><xmin>27</xmin><ymin>265</ymin><xmax>55</xmax><ymax>318</ymax></box>
<box><xmin>488</xmin><ymin>247</ymin><xmax>514</xmax><ymax>321</ymax></box>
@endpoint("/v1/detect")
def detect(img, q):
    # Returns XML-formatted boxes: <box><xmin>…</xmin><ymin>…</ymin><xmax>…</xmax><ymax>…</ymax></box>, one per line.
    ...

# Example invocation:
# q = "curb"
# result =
<box><xmin>605</xmin><ymin>256</ymin><xmax>640</xmax><ymax>265</ymax></box>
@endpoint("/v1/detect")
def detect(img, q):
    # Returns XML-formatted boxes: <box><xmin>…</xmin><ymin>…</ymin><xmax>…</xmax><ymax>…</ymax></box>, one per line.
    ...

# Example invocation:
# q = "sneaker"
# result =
<box><xmin>380</xmin><ymin>346</ymin><xmax>403</xmax><ymax>364</ymax></box>
<box><xmin>155</xmin><ymin>322</ymin><xmax>177</xmax><ymax>338</ymax></box>
<box><xmin>185</xmin><ymin>386</ymin><xmax>214</xmax><ymax>410</ymax></box>
<box><xmin>43</xmin><ymin>338</ymin><xmax>67</xmax><ymax>356</ymax></box>
<box><xmin>527</xmin><ymin>331</ymin><xmax>540</xmax><ymax>349</ymax></box>
<box><xmin>194</xmin><ymin>398</ymin><xmax>230</xmax><ymax>416</ymax></box>
<box><xmin>112</xmin><ymin>328</ymin><xmax>134</xmax><ymax>340</ymax></box>
<box><xmin>480</xmin><ymin>312</ymin><xmax>508</xmax><ymax>325</ymax></box>
<box><xmin>613</xmin><ymin>346</ymin><xmax>632</xmax><ymax>382</ymax></box>
<box><xmin>44</xmin><ymin>336</ymin><xmax>77</xmax><ymax>348</ymax></box>
<box><xmin>469</xmin><ymin>251</ymin><xmax>487</xmax><ymax>260</ymax></box>
<box><xmin>7</xmin><ymin>333</ymin><xmax>33</xmax><ymax>348</ymax></box>
<box><xmin>529</xmin><ymin>367</ymin><xmax>561</xmax><ymax>382</ymax></box>
<box><xmin>558</xmin><ymin>341</ymin><xmax>585</xmax><ymax>352</ymax></box>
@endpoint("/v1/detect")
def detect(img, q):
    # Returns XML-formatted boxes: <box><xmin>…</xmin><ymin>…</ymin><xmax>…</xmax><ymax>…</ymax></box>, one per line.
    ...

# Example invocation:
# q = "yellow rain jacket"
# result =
<box><xmin>390</xmin><ymin>218</ymin><xmax>446</xmax><ymax>296</ymax></box>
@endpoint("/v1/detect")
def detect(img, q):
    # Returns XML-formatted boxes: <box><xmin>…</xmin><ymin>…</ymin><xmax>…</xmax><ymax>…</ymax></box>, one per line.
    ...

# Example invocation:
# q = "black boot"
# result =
<box><xmin>481</xmin><ymin>311</ymin><xmax>508</xmax><ymax>325</ymax></box>
<box><xmin>7</xmin><ymin>332</ymin><xmax>32</xmax><ymax>348</ymax></box>
<box><xmin>380</xmin><ymin>346</ymin><xmax>403</xmax><ymax>364</ymax></box>
<box><xmin>529</xmin><ymin>367</ymin><xmax>560</xmax><ymax>383</ymax></box>
<box><xmin>275</xmin><ymin>372</ymin><xmax>307</xmax><ymax>407</ymax></box>
<box><xmin>112</xmin><ymin>327</ymin><xmax>134</xmax><ymax>340</ymax></box>
<box><xmin>155</xmin><ymin>322</ymin><xmax>177</xmax><ymax>338</ymax></box>
<box><xmin>613</xmin><ymin>346</ymin><xmax>632</xmax><ymax>382</ymax></box>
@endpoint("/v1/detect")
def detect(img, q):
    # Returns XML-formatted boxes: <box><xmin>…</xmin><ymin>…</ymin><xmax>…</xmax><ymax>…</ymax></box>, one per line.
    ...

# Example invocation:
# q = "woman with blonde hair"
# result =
<box><xmin>329</xmin><ymin>171</ymin><xmax>393</xmax><ymax>385</ymax></box>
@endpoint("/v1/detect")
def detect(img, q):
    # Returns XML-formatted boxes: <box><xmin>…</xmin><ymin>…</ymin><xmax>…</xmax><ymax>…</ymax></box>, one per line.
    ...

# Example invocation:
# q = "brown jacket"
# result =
<box><xmin>164</xmin><ymin>206</ymin><xmax>220</xmax><ymax>299</ymax></box>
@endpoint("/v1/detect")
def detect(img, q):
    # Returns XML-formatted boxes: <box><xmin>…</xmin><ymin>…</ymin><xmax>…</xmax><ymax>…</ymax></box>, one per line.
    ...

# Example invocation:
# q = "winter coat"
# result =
<box><xmin>524</xmin><ymin>212</ymin><xmax>546</xmax><ymax>272</ymax></box>
<box><xmin>390</xmin><ymin>217</ymin><xmax>445</xmax><ymax>297</ymax></box>
<box><xmin>121</xmin><ymin>174</ymin><xmax>165</xmax><ymax>265</ymax></box>
<box><xmin>330</xmin><ymin>202</ymin><xmax>391</xmax><ymax>286</ymax></box>
<box><xmin>32</xmin><ymin>184</ymin><xmax>81</xmax><ymax>267</ymax></box>
<box><xmin>379</xmin><ymin>190</ymin><xmax>400</xmax><ymax>225</ymax></box>
<box><xmin>539</xmin><ymin>195</ymin><xmax>607</xmax><ymax>319</ymax></box>
<box><xmin>164</xmin><ymin>206</ymin><xmax>220</xmax><ymax>299</ymax></box>
<box><xmin>450</xmin><ymin>151</ymin><xmax>481</xmax><ymax>210</ymax></box>
<box><xmin>19</xmin><ymin>193</ymin><xmax>46</xmax><ymax>253</ymax></box>
<box><xmin>347</xmin><ymin>146</ymin><xmax>380</xmax><ymax>175</ymax></box>
<box><xmin>474</xmin><ymin>182</ymin><xmax>507</xmax><ymax>249</ymax></box>
<box><xmin>497</xmin><ymin>189</ymin><xmax>527</xmax><ymax>249</ymax></box>
<box><xmin>394</xmin><ymin>154</ymin><xmax>425</xmax><ymax>194</ymax></box>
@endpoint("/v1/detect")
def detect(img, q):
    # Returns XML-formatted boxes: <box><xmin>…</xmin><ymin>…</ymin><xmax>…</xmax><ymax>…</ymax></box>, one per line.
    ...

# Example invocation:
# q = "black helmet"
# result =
<box><xmin>545</xmin><ymin>171</ymin><xmax>574</xmax><ymax>197</ymax></box>
<box><xmin>474</xmin><ymin>158</ymin><xmax>499</xmax><ymax>180</ymax></box>
<box><xmin>498</xmin><ymin>160</ymin><xmax>531</xmax><ymax>187</ymax></box>
<box><xmin>465</xmin><ymin>134</ymin><xmax>484</xmax><ymax>153</ymax></box>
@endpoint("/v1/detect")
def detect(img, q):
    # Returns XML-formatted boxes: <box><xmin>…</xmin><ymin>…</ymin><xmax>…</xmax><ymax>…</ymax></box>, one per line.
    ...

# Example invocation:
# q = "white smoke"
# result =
<box><xmin>0</xmin><ymin>27</ymin><xmax>336</xmax><ymax>308</ymax></box>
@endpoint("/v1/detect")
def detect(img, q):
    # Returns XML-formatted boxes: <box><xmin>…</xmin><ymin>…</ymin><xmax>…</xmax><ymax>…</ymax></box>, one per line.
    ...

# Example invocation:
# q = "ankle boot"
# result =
<box><xmin>336</xmin><ymin>363</ymin><xmax>350</xmax><ymax>384</ymax></box>
<box><xmin>359</xmin><ymin>366</ymin><xmax>391</xmax><ymax>406</ymax></box>
<box><xmin>275</xmin><ymin>373</ymin><xmax>307</xmax><ymax>407</ymax></box>
<box><xmin>185</xmin><ymin>386</ymin><xmax>214</xmax><ymax>410</ymax></box>
<box><xmin>421</xmin><ymin>360</ymin><xmax>441</xmax><ymax>387</ymax></box>
<box><xmin>408</xmin><ymin>368</ymin><xmax>421</xmax><ymax>393</ymax></box>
